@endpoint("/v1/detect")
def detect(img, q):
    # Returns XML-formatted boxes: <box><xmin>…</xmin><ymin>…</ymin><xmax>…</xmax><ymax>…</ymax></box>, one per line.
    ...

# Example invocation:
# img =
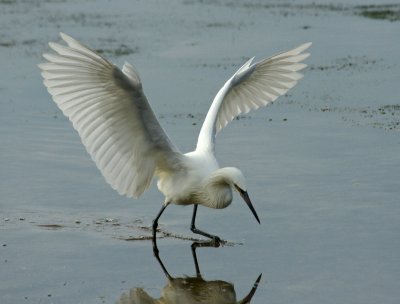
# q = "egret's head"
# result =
<box><xmin>220</xmin><ymin>167</ymin><xmax>260</xmax><ymax>224</ymax></box>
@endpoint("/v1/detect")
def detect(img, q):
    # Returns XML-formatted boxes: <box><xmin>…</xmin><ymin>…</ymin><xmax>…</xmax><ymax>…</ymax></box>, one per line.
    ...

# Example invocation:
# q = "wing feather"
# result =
<box><xmin>39</xmin><ymin>33</ymin><xmax>183</xmax><ymax>198</ymax></box>
<box><xmin>197</xmin><ymin>42</ymin><xmax>311</xmax><ymax>152</ymax></box>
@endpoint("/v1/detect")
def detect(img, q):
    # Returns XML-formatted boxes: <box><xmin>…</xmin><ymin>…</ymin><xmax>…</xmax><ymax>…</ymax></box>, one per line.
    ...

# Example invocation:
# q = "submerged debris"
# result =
<box><xmin>36</xmin><ymin>224</ymin><xmax>64</xmax><ymax>230</ymax></box>
<box><xmin>317</xmin><ymin>104</ymin><xmax>400</xmax><ymax>131</ymax></box>
<box><xmin>95</xmin><ymin>44</ymin><xmax>139</xmax><ymax>57</ymax></box>
<box><xmin>356</xmin><ymin>5</ymin><xmax>400</xmax><ymax>21</ymax></box>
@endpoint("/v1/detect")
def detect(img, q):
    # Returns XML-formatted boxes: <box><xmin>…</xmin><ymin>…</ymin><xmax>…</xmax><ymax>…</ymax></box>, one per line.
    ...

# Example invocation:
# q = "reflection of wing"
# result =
<box><xmin>197</xmin><ymin>43</ymin><xmax>311</xmax><ymax>152</ymax></box>
<box><xmin>118</xmin><ymin>288</ymin><xmax>158</xmax><ymax>304</ymax></box>
<box><xmin>39</xmin><ymin>33</ymin><xmax>183</xmax><ymax>198</ymax></box>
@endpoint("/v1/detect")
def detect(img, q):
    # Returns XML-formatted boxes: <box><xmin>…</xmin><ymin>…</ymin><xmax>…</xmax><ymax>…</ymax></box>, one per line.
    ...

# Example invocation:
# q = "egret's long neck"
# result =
<box><xmin>196</xmin><ymin>83</ymin><xmax>230</xmax><ymax>153</ymax></box>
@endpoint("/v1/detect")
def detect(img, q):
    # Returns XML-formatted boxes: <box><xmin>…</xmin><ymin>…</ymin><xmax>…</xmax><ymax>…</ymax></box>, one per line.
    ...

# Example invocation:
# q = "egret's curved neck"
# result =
<box><xmin>196</xmin><ymin>82</ymin><xmax>230</xmax><ymax>153</ymax></box>
<box><xmin>201</xmin><ymin>168</ymin><xmax>237</xmax><ymax>209</ymax></box>
<box><xmin>203</xmin><ymin>182</ymin><xmax>233</xmax><ymax>209</ymax></box>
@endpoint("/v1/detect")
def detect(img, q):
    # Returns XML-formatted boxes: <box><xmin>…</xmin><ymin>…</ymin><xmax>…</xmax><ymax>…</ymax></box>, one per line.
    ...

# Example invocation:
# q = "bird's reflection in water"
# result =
<box><xmin>117</xmin><ymin>241</ymin><xmax>262</xmax><ymax>304</ymax></box>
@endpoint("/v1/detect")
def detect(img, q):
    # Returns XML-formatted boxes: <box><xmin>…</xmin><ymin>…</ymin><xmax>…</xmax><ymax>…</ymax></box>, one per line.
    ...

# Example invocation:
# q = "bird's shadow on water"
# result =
<box><xmin>117</xmin><ymin>240</ymin><xmax>262</xmax><ymax>303</ymax></box>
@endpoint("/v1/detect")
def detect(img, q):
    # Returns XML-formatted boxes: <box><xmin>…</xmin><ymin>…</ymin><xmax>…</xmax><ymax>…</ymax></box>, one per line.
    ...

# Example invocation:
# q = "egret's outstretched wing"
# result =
<box><xmin>39</xmin><ymin>33</ymin><xmax>183</xmax><ymax>198</ymax></box>
<box><xmin>197</xmin><ymin>42</ymin><xmax>311</xmax><ymax>152</ymax></box>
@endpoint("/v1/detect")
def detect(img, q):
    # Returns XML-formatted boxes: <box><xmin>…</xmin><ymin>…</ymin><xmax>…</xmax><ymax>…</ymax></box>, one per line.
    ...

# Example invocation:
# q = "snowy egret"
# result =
<box><xmin>39</xmin><ymin>33</ymin><xmax>311</xmax><ymax>242</ymax></box>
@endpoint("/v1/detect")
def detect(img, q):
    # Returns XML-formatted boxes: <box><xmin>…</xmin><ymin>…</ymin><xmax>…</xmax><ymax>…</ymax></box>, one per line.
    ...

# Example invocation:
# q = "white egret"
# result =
<box><xmin>39</xmin><ymin>33</ymin><xmax>311</xmax><ymax>242</ymax></box>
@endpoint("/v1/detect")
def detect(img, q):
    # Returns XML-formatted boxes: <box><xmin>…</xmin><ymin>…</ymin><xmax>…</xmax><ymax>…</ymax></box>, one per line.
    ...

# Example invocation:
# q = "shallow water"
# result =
<box><xmin>1</xmin><ymin>0</ymin><xmax>400</xmax><ymax>303</ymax></box>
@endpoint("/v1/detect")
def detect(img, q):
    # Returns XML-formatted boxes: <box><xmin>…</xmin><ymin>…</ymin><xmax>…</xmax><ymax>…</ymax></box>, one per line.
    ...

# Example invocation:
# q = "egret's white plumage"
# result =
<box><xmin>39</xmin><ymin>33</ymin><xmax>311</xmax><ymax>240</ymax></box>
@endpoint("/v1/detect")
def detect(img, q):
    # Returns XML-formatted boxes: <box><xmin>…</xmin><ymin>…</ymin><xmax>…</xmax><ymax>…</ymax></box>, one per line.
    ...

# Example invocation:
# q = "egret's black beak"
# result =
<box><xmin>236</xmin><ymin>186</ymin><xmax>260</xmax><ymax>224</ymax></box>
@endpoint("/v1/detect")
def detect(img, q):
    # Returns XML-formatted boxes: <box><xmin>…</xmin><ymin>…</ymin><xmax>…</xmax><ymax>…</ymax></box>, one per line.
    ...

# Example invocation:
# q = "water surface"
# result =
<box><xmin>1</xmin><ymin>0</ymin><xmax>399</xmax><ymax>303</ymax></box>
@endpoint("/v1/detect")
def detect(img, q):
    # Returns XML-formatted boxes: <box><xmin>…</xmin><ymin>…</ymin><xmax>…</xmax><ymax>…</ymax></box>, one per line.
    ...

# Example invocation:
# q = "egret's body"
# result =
<box><xmin>158</xmin><ymin>151</ymin><xmax>235</xmax><ymax>209</ymax></box>
<box><xmin>39</xmin><ymin>33</ymin><xmax>311</xmax><ymax>241</ymax></box>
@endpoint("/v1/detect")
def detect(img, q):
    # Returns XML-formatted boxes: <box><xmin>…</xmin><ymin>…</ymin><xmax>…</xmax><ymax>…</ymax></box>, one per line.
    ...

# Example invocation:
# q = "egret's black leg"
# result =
<box><xmin>152</xmin><ymin>203</ymin><xmax>169</xmax><ymax>253</ymax></box>
<box><xmin>152</xmin><ymin>239</ymin><xmax>172</xmax><ymax>280</ymax></box>
<box><xmin>191</xmin><ymin>242</ymin><xmax>202</xmax><ymax>277</ymax></box>
<box><xmin>190</xmin><ymin>204</ymin><xmax>221</xmax><ymax>243</ymax></box>
<box><xmin>190</xmin><ymin>240</ymin><xmax>220</xmax><ymax>277</ymax></box>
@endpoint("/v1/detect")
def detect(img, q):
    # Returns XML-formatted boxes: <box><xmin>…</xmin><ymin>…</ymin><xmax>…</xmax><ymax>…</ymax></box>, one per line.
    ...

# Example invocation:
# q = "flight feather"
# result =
<box><xmin>39</xmin><ymin>33</ymin><xmax>182</xmax><ymax>198</ymax></box>
<box><xmin>197</xmin><ymin>42</ymin><xmax>312</xmax><ymax>152</ymax></box>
